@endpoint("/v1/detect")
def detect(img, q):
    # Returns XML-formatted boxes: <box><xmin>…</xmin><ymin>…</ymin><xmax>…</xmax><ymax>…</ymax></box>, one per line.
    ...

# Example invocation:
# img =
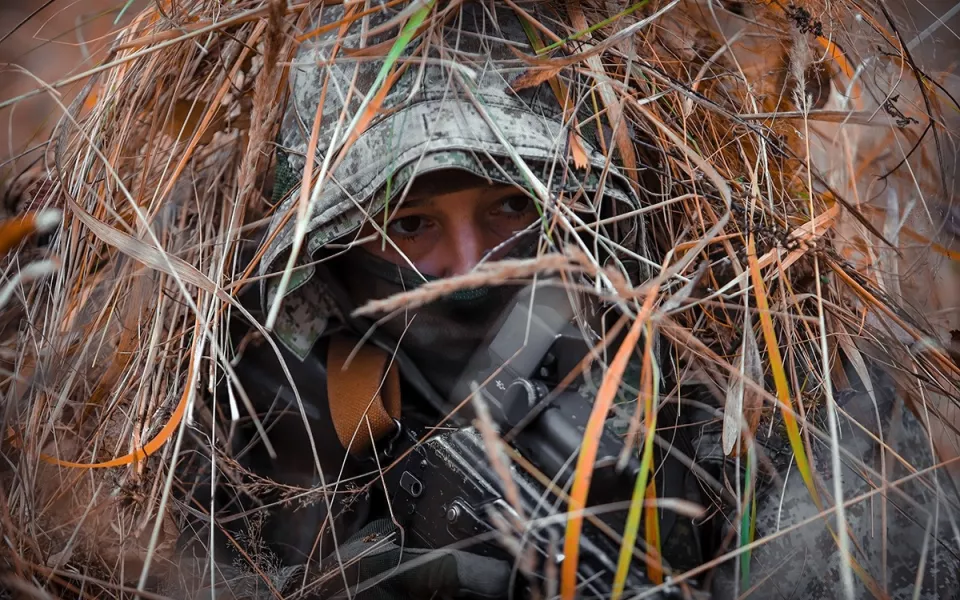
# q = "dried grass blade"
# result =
<box><xmin>723</xmin><ymin>355</ymin><xmax>746</xmax><ymax>457</ymax></box>
<box><xmin>723</xmin><ymin>315</ymin><xmax>761</xmax><ymax>455</ymax></box>
<box><xmin>569</xmin><ymin>131</ymin><xmax>589</xmax><ymax>169</ymax></box>
<box><xmin>67</xmin><ymin>197</ymin><xmax>226</xmax><ymax>301</ymax></box>
<box><xmin>510</xmin><ymin>66</ymin><xmax>565</xmax><ymax>92</ymax></box>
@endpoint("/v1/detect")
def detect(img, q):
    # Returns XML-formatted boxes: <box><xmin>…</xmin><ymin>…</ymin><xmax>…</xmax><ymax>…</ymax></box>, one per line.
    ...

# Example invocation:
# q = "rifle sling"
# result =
<box><xmin>326</xmin><ymin>334</ymin><xmax>401</xmax><ymax>455</ymax></box>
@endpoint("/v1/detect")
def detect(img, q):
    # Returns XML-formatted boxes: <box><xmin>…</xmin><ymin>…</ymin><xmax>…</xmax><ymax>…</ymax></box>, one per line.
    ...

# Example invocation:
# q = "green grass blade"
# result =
<box><xmin>612</xmin><ymin>328</ymin><xmax>660</xmax><ymax>599</ymax></box>
<box><xmin>539</xmin><ymin>1</ymin><xmax>651</xmax><ymax>54</ymax></box>
<box><xmin>739</xmin><ymin>444</ymin><xmax>756</xmax><ymax>590</ymax></box>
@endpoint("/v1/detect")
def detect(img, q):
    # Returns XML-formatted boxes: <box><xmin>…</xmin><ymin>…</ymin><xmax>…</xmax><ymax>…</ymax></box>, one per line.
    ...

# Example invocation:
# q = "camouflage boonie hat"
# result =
<box><xmin>262</xmin><ymin>1</ymin><xmax>647</xmax><ymax>357</ymax></box>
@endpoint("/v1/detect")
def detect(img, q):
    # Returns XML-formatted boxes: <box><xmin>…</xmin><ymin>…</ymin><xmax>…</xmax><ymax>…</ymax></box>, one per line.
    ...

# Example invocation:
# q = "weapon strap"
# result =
<box><xmin>326</xmin><ymin>334</ymin><xmax>401</xmax><ymax>455</ymax></box>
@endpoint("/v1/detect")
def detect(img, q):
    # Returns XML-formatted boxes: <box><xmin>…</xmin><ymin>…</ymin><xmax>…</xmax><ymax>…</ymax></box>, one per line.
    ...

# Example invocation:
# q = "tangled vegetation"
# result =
<box><xmin>0</xmin><ymin>0</ymin><xmax>957</xmax><ymax>597</ymax></box>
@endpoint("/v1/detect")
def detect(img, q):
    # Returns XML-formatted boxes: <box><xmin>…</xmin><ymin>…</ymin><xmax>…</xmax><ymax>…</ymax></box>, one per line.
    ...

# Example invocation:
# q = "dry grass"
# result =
<box><xmin>0</xmin><ymin>0</ymin><xmax>958</xmax><ymax>598</ymax></box>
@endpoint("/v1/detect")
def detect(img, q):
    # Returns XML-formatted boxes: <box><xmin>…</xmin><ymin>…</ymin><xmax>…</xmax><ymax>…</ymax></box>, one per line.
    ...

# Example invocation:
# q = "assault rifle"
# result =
<box><xmin>383</xmin><ymin>286</ymin><xmax>706</xmax><ymax>599</ymax></box>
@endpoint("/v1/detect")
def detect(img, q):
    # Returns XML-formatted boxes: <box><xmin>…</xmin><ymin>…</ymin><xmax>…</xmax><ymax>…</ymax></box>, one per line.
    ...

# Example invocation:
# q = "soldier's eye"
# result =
<box><xmin>496</xmin><ymin>195</ymin><xmax>534</xmax><ymax>218</ymax></box>
<box><xmin>388</xmin><ymin>215</ymin><xmax>431</xmax><ymax>238</ymax></box>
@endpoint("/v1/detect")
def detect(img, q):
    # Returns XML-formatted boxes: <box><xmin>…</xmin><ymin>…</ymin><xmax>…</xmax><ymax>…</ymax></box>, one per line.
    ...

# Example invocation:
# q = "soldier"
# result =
<box><xmin>173</xmin><ymin>2</ymin><xmax>668</xmax><ymax>598</ymax></box>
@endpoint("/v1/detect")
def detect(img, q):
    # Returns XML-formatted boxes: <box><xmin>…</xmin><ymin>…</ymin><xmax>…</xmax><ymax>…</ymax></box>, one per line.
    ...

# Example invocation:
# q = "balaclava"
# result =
<box><xmin>334</xmin><ymin>225</ymin><xmax>540</xmax><ymax>400</ymax></box>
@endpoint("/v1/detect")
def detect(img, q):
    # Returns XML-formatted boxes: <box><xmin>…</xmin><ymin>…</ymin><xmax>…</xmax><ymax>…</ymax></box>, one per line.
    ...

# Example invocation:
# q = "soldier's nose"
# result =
<box><xmin>444</xmin><ymin>226</ymin><xmax>486</xmax><ymax>277</ymax></box>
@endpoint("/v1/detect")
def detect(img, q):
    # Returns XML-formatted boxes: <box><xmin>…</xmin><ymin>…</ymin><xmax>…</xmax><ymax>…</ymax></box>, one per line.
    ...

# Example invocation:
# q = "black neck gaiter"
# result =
<box><xmin>336</xmin><ymin>241</ymin><xmax>535</xmax><ymax>402</ymax></box>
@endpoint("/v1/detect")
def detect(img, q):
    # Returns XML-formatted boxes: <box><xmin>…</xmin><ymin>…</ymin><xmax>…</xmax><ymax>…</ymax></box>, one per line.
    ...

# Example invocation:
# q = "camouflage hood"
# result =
<box><xmin>262</xmin><ymin>1</ymin><xmax>646</xmax><ymax>358</ymax></box>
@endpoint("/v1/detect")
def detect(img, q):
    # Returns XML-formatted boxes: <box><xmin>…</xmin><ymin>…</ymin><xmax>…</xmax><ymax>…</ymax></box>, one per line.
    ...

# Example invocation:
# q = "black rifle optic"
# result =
<box><xmin>383</xmin><ymin>285</ymin><xmax>705</xmax><ymax>599</ymax></box>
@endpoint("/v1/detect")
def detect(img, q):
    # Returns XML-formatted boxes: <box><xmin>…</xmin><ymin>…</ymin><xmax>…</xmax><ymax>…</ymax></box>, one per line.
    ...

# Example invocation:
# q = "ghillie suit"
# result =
<box><xmin>0</xmin><ymin>1</ymin><xmax>957</xmax><ymax>599</ymax></box>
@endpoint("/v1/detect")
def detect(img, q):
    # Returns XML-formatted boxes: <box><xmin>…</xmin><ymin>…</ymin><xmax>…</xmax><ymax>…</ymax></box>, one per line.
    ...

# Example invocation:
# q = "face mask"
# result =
<box><xmin>335</xmin><ymin>238</ymin><xmax>537</xmax><ymax>401</ymax></box>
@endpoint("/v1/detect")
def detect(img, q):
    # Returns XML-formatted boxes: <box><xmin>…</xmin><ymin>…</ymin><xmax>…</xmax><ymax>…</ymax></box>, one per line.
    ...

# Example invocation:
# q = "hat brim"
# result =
<box><xmin>265</xmin><ymin>95</ymin><xmax>641</xmax><ymax>288</ymax></box>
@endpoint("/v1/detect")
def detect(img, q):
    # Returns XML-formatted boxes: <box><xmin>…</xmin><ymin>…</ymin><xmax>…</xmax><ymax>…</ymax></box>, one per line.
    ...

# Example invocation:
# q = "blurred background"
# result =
<box><xmin>0</xmin><ymin>0</ymin><xmax>145</xmax><ymax>187</ymax></box>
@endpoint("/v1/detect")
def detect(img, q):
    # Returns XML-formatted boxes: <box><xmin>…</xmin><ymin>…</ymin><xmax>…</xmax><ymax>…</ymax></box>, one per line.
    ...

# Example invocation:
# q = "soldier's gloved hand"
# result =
<box><xmin>314</xmin><ymin>519</ymin><xmax>517</xmax><ymax>600</ymax></box>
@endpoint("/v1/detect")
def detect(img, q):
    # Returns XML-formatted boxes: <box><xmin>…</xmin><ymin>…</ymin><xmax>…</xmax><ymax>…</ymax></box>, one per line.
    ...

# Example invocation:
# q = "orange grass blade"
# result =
<box><xmin>859</xmin><ymin>210</ymin><xmax>960</xmax><ymax>261</ymax></box>
<box><xmin>7</xmin><ymin>317</ymin><xmax>199</xmax><ymax>469</ymax></box>
<box><xmin>644</xmin><ymin>478</ymin><xmax>663</xmax><ymax>584</ymax></box>
<box><xmin>817</xmin><ymin>37</ymin><xmax>855</xmax><ymax>81</ymax></box>
<box><xmin>561</xmin><ymin>312</ymin><xmax>648</xmax><ymax>599</ymax></box>
<box><xmin>569</xmin><ymin>131</ymin><xmax>589</xmax><ymax>169</ymax></box>
<box><xmin>0</xmin><ymin>210</ymin><xmax>61</xmax><ymax>257</ymax></box>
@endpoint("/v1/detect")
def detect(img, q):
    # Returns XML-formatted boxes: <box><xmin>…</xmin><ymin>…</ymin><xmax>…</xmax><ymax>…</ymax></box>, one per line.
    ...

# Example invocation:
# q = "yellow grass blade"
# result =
<box><xmin>746</xmin><ymin>234</ymin><xmax>818</xmax><ymax>499</ymax></box>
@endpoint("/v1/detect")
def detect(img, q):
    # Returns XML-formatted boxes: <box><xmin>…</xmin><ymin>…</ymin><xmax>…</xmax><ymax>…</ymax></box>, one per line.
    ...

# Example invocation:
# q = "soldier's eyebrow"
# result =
<box><xmin>395</xmin><ymin>194</ymin><xmax>435</xmax><ymax>210</ymax></box>
<box><xmin>400</xmin><ymin>184</ymin><xmax>521</xmax><ymax>209</ymax></box>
